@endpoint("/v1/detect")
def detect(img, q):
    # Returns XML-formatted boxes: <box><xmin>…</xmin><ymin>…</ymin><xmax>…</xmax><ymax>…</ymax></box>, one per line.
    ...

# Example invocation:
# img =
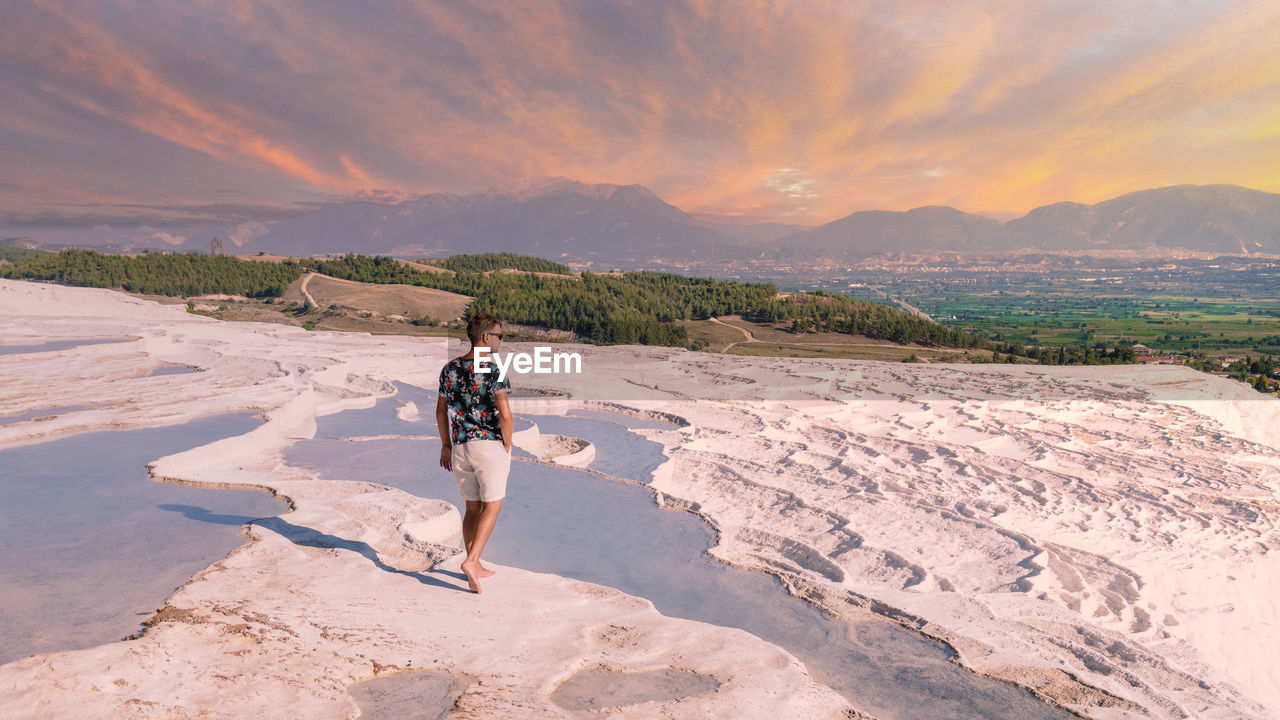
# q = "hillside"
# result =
<box><xmin>0</xmin><ymin>245</ymin><xmax>51</xmax><ymax>263</ymax></box>
<box><xmin>771</xmin><ymin>185</ymin><xmax>1280</xmax><ymax>259</ymax></box>
<box><xmin>284</xmin><ymin>273</ymin><xmax>471</xmax><ymax>324</ymax></box>
<box><xmin>1003</xmin><ymin>184</ymin><xmax>1280</xmax><ymax>254</ymax></box>
<box><xmin>0</xmin><ymin>249</ymin><xmax>1024</xmax><ymax>354</ymax></box>
<box><xmin>774</xmin><ymin>206</ymin><xmax>1006</xmax><ymax>260</ymax></box>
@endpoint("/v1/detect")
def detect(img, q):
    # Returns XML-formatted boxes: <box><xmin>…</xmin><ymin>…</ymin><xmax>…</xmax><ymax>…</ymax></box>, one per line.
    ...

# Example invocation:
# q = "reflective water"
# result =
<box><xmin>0</xmin><ymin>414</ymin><xmax>287</xmax><ymax>664</ymax></box>
<box><xmin>284</xmin><ymin>385</ymin><xmax>1072</xmax><ymax>719</ymax></box>
<box><xmin>0</xmin><ymin>338</ymin><xmax>131</xmax><ymax>355</ymax></box>
<box><xmin>146</xmin><ymin>366</ymin><xmax>199</xmax><ymax>377</ymax></box>
<box><xmin>0</xmin><ymin>405</ymin><xmax>99</xmax><ymax>426</ymax></box>
<box><xmin>313</xmin><ymin>382</ymin><xmax>534</xmax><ymax>445</ymax></box>
<box><xmin>521</xmin><ymin>413</ymin><xmax>666</xmax><ymax>484</ymax></box>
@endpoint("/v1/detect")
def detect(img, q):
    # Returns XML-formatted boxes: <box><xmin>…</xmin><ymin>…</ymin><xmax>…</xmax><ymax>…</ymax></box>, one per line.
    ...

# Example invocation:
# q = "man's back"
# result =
<box><xmin>439</xmin><ymin>355</ymin><xmax>510</xmax><ymax>447</ymax></box>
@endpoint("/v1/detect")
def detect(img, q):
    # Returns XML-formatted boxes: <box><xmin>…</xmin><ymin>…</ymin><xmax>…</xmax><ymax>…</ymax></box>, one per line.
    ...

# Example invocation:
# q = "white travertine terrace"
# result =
<box><xmin>2</xmin><ymin>278</ymin><xmax>1278</xmax><ymax>718</ymax></box>
<box><xmin>0</xmin><ymin>280</ymin><xmax>850</xmax><ymax>719</ymax></box>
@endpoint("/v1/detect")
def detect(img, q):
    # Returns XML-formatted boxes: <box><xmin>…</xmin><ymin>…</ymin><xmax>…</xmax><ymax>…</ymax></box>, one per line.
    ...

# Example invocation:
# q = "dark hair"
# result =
<box><xmin>466</xmin><ymin>312</ymin><xmax>501</xmax><ymax>345</ymax></box>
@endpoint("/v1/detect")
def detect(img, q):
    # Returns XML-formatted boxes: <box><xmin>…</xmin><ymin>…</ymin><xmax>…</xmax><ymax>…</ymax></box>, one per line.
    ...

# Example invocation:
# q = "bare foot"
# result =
<box><xmin>460</xmin><ymin>559</ymin><xmax>483</xmax><ymax>593</ymax></box>
<box><xmin>477</xmin><ymin>565</ymin><xmax>497</xmax><ymax>578</ymax></box>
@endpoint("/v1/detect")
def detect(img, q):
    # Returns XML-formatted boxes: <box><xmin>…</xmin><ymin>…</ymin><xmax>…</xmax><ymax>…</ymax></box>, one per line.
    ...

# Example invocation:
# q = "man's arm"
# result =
<box><xmin>496</xmin><ymin>391</ymin><xmax>514</xmax><ymax>453</ymax></box>
<box><xmin>435</xmin><ymin>395</ymin><xmax>452</xmax><ymax>470</ymax></box>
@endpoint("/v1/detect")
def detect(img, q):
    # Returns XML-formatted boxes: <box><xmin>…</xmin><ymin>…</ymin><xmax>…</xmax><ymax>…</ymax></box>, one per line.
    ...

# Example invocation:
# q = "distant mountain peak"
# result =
<box><xmin>477</xmin><ymin>176</ymin><xmax>619</xmax><ymax>202</ymax></box>
<box><xmin>607</xmin><ymin>183</ymin><xmax>660</xmax><ymax>200</ymax></box>
<box><xmin>904</xmin><ymin>205</ymin><xmax>981</xmax><ymax>217</ymax></box>
<box><xmin>129</xmin><ymin>175</ymin><xmax>742</xmax><ymax>261</ymax></box>
<box><xmin>11</xmin><ymin>180</ymin><xmax>1279</xmax><ymax>261</ymax></box>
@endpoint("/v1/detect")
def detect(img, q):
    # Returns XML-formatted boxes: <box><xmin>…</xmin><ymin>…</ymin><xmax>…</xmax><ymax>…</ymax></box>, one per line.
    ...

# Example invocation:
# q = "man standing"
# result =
<box><xmin>436</xmin><ymin>313</ymin><xmax>513</xmax><ymax>593</ymax></box>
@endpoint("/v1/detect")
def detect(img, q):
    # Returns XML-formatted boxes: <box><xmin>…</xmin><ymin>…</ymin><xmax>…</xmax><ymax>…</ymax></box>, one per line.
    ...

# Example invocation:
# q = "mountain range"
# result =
<box><xmin>7</xmin><ymin>180</ymin><xmax>1280</xmax><ymax>264</ymax></box>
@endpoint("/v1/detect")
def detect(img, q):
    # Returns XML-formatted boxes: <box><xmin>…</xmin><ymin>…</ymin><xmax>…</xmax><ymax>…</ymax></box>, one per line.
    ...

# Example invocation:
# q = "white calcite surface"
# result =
<box><xmin>0</xmin><ymin>280</ymin><xmax>850</xmax><ymax>719</ymax></box>
<box><xmin>2</xmin><ymin>278</ymin><xmax>1278</xmax><ymax>719</ymax></box>
<box><xmin>517</xmin><ymin>346</ymin><xmax>1280</xmax><ymax>719</ymax></box>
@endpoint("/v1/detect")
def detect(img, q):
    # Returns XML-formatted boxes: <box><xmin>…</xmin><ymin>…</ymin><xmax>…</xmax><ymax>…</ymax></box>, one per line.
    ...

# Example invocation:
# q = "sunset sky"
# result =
<box><xmin>2</xmin><ymin>0</ymin><xmax>1279</xmax><ymax>229</ymax></box>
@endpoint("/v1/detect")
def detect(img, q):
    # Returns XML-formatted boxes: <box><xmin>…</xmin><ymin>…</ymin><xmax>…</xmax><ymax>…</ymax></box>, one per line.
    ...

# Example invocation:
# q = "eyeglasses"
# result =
<box><xmin>485</xmin><ymin>332</ymin><xmax>504</xmax><ymax>339</ymax></box>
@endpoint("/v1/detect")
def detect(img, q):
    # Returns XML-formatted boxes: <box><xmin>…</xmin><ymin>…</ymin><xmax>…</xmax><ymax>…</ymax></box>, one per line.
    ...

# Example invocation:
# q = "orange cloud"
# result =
<box><xmin>2</xmin><ymin>2</ymin><xmax>367</xmax><ymax>194</ymax></box>
<box><xmin>4</xmin><ymin>0</ymin><xmax>1280</xmax><ymax>224</ymax></box>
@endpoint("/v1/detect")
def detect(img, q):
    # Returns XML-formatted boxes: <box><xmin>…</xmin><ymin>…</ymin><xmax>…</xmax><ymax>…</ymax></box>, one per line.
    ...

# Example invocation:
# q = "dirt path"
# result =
<box><xmin>299</xmin><ymin>270</ymin><xmax>395</xmax><ymax>305</ymax></box>
<box><xmin>709</xmin><ymin>316</ymin><xmax>755</xmax><ymax>351</ymax></box>
<box><xmin>299</xmin><ymin>272</ymin><xmax>319</xmax><ymax>308</ymax></box>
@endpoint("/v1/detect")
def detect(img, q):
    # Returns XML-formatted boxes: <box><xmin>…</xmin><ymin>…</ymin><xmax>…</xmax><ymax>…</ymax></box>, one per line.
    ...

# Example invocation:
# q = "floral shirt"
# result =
<box><xmin>438</xmin><ymin>356</ymin><xmax>511</xmax><ymax>446</ymax></box>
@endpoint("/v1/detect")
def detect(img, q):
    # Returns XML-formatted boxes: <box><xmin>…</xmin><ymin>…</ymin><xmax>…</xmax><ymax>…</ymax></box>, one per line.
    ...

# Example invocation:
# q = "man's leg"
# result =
<box><xmin>461</xmin><ymin>499</ymin><xmax>479</xmax><ymax>551</ymax></box>
<box><xmin>460</xmin><ymin>499</ymin><xmax>502</xmax><ymax>593</ymax></box>
<box><xmin>461</xmin><ymin>500</ymin><xmax>495</xmax><ymax>578</ymax></box>
<box><xmin>453</xmin><ymin>444</ymin><xmax>496</xmax><ymax>581</ymax></box>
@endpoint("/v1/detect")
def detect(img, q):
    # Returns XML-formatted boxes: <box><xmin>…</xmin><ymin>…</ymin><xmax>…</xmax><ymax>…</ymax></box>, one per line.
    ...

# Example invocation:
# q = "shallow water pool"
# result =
<box><xmin>0</xmin><ymin>414</ymin><xmax>288</xmax><ymax>665</ymax></box>
<box><xmin>146</xmin><ymin>365</ymin><xmax>199</xmax><ymax>377</ymax></box>
<box><xmin>522</xmin><ymin>412</ymin><xmax>667</xmax><ymax>484</ymax></box>
<box><xmin>0</xmin><ymin>338</ymin><xmax>131</xmax><ymax>355</ymax></box>
<box><xmin>285</xmin><ymin>386</ymin><xmax>1073</xmax><ymax>719</ymax></box>
<box><xmin>0</xmin><ymin>404</ymin><xmax>101</xmax><ymax>426</ymax></box>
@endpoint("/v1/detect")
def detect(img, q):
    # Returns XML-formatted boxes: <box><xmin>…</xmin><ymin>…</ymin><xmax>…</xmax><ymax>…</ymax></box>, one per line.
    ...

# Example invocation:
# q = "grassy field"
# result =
<box><xmin>139</xmin><ymin>292</ymin><xmax>466</xmax><ymax>338</ymax></box>
<box><xmin>284</xmin><ymin>273</ymin><xmax>472</xmax><ymax>324</ymax></box>
<box><xmin>910</xmin><ymin>291</ymin><xmax>1280</xmax><ymax>356</ymax></box>
<box><xmin>159</xmin><ymin>273</ymin><xmax>560</xmax><ymax>342</ymax></box>
<box><xmin>677</xmin><ymin>318</ymin><xmax>747</xmax><ymax>352</ymax></box>
<box><xmin>137</xmin><ymin>271</ymin><xmax>474</xmax><ymax>338</ymax></box>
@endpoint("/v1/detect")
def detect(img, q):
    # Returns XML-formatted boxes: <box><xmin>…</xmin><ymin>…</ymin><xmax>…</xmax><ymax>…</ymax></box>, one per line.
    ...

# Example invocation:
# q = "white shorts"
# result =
<box><xmin>451</xmin><ymin>439</ymin><xmax>511</xmax><ymax>502</ymax></box>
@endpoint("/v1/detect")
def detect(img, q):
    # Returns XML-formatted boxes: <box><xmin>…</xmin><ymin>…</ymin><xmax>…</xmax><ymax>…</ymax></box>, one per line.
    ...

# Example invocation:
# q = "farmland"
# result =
<box><xmin>741</xmin><ymin>255</ymin><xmax>1280</xmax><ymax>358</ymax></box>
